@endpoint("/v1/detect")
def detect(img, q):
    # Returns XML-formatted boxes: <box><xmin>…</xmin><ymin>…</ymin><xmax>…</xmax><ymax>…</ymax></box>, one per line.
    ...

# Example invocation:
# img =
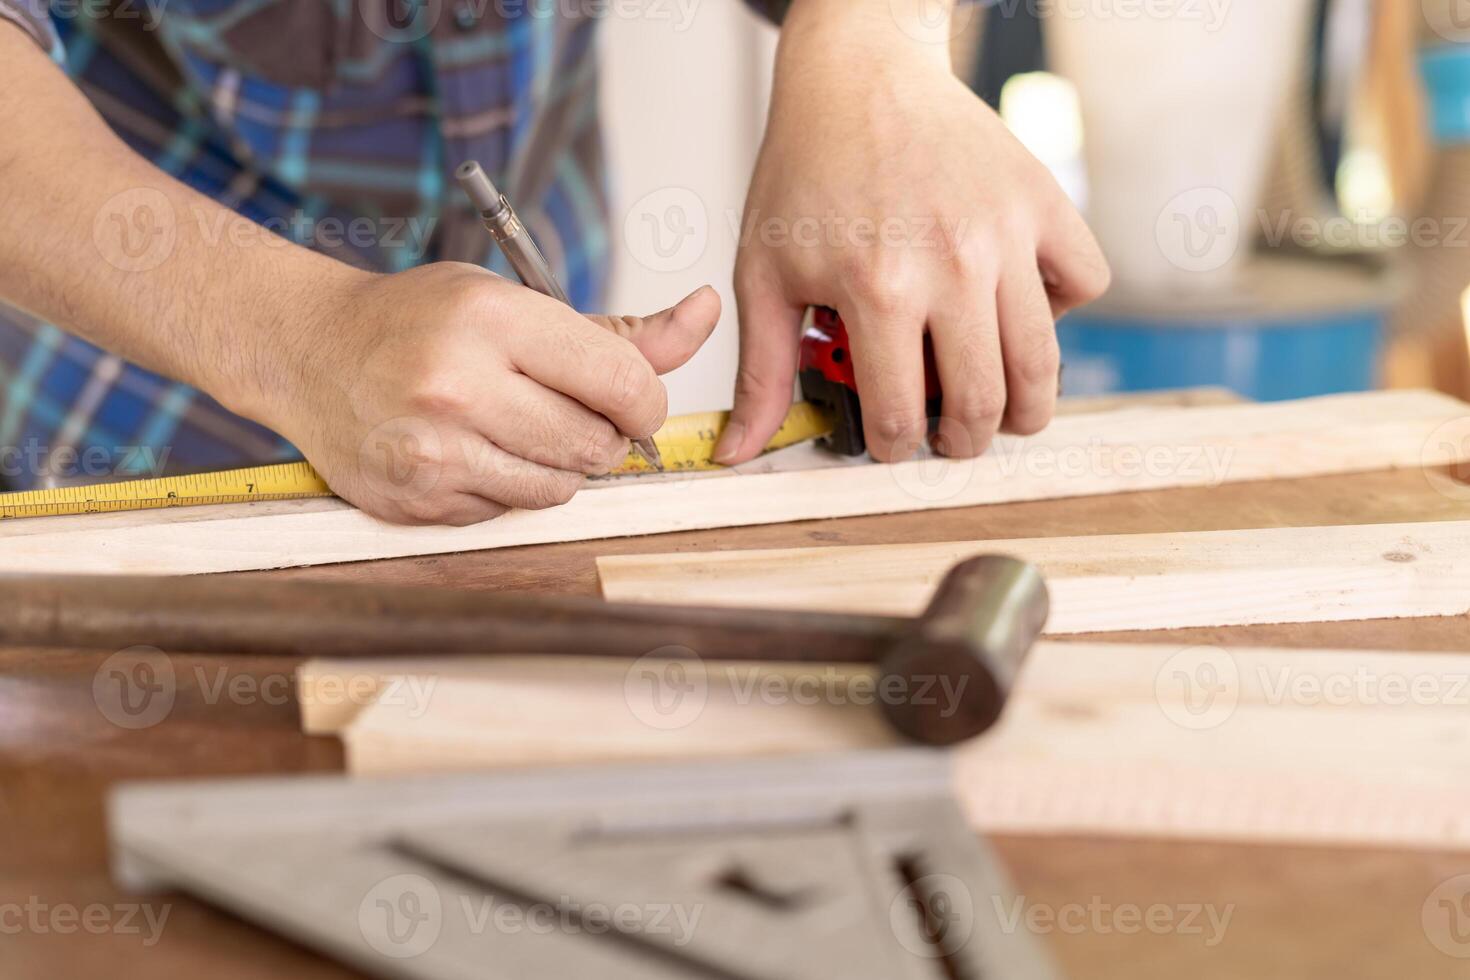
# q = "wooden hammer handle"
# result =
<box><xmin>0</xmin><ymin>574</ymin><xmax>902</xmax><ymax>663</ymax></box>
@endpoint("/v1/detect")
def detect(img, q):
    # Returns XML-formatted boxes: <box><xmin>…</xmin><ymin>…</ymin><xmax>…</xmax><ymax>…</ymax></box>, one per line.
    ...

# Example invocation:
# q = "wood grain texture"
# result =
<box><xmin>17</xmin><ymin>455</ymin><xmax>1470</xmax><ymax>980</ymax></box>
<box><xmin>315</xmin><ymin>658</ymin><xmax>895</xmax><ymax>775</ymax></box>
<box><xmin>300</xmin><ymin>642</ymin><xmax>1470</xmax><ymax>851</ymax></box>
<box><xmin>4</xmin><ymin>389</ymin><xmax>1467</xmax><ymax>576</ymax></box>
<box><xmin>597</xmin><ymin>520</ymin><xmax>1470</xmax><ymax>633</ymax></box>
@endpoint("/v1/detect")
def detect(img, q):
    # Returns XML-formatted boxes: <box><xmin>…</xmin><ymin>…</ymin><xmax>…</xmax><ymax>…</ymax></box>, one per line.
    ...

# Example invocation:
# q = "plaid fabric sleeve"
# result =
<box><xmin>0</xmin><ymin>0</ymin><xmax>63</xmax><ymax>60</ymax></box>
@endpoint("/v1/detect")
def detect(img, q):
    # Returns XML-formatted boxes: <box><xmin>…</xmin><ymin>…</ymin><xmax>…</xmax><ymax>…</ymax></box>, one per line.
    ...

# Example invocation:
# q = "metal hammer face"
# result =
<box><xmin>877</xmin><ymin>556</ymin><xmax>1050</xmax><ymax>745</ymax></box>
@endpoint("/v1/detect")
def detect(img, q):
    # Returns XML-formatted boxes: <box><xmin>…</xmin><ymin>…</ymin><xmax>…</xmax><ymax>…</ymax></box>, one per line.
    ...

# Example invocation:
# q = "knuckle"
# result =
<box><xmin>868</xmin><ymin>408</ymin><xmax>925</xmax><ymax>447</ymax></box>
<box><xmin>616</xmin><ymin>377</ymin><xmax>665</xmax><ymax>438</ymax></box>
<box><xmin>842</xmin><ymin>255</ymin><xmax>913</xmax><ymax>316</ymax></box>
<box><xmin>406</xmin><ymin>376</ymin><xmax>471</xmax><ymax>418</ymax></box>
<box><xmin>446</xmin><ymin>274</ymin><xmax>514</xmax><ymax>333</ymax></box>
<box><xmin>603</xmin><ymin>357</ymin><xmax>639</xmax><ymax>413</ymax></box>
<box><xmin>977</xmin><ymin>385</ymin><xmax>1008</xmax><ymax>422</ymax></box>
<box><xmin>575</xmin><ymin>432</ymin><xmax>606</xmax><ymax>473</ymax></box>
<box><xmin>1012</xmin><ymin>330</ymin><xmax>1061</xmax><ymax>387</ymax></box>
<box><xmin>441</xmin><ymin>268</ymin><xmax>491</xmax><ymax>309</ymax></box>
<box><xmin>950</xmin><ymin>386</ymin><xmax>1006</xmax><ymax>430</ymax></box>
<box><xmin>641</xmin><ymin>386</ymin><xmax>669</xmax><ymax>437</ymax></box>
<box><xmin>508</xmin><ymin>474</ymin><xmax>550</xmax><ymax>510</ymax></box>
<box><xmin>576</xmin><ymin>423</ymin><xmax>623</xmax><ymax>473</ymax></box>
<box><xmin>603</xmin><ymin>354</ymin><xmax>655</xmax><ymax>419</ymax></box>
<box><xmin>853</xmin><ymin>278</ymin><xmax>908</xmax><ymax>319</ymax></box>
<box><xmin>511</xmin><ymin>471</ymin><xmax>583</xmax><ymax>510</ymax></box>
<box><xmin>539</xmin><ymin>471</ymin><xmax>583</xmax><ymax>507</ymax></box>
<box><xmin>947</xmin><ymin>243</ymin><xmax>991</xmax><ymax>287</ymax></box>
<box><xmin>553</xmin><ymin>471</ymin><xmax>584</xmax><ymax>504</ymax></box>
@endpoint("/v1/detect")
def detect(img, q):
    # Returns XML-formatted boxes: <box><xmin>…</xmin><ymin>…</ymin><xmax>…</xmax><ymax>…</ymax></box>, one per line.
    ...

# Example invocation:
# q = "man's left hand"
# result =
<box><xmin>716</xmin><ymin>0</ymin><xmax>1111</xmax><ymax>465</ymax></box>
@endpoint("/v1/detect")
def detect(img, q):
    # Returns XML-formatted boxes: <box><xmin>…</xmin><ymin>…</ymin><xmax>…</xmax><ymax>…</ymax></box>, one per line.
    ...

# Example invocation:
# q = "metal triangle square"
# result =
<box><xmin>110</xmin><ymin>750</ymin><xmax>1059</xmax><ymax>980</ymax></box>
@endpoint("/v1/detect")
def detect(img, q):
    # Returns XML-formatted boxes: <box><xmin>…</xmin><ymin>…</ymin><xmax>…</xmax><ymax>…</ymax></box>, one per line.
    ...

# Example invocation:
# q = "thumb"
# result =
<box><xmin>713</xmin><ymin>278</ymin><xmax>805</xmax><ymax>465</ymax></box>
<box><xmin>586</xmin><ymin>285</ymin><xmax>721</xmax><ymax>375</ymax></box>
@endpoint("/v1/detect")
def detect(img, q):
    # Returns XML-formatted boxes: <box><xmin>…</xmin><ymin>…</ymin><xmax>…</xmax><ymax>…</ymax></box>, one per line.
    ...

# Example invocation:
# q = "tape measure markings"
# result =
<box><xmin>0</xmin><ymin>404</ymin><xmax>833</xmax><ymax>521</ymax></box>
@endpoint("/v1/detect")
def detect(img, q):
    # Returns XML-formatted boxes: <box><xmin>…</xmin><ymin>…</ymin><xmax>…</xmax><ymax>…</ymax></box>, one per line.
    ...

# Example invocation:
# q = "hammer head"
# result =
<box><xmin>878</xmin><ymin>555</ymin><xmax>1049</xmax><ymax>746</ymax></box>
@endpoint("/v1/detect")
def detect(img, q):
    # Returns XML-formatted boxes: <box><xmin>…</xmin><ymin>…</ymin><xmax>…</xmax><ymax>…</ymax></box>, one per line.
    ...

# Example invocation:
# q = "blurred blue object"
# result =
<box><xmin>1058</xmin><ymin>310</ymin><xmax>1384</xmax><ymax>402</ymax></box>
<box><xmin>1056</xmin><ymin>259</ymin><xmax>1391</xmax><ymax>402</ymax></box>
<box><xmin>1420</xmin><ymin>44</ymin><xmax>1470</xmax><ymax>145</ymax></box>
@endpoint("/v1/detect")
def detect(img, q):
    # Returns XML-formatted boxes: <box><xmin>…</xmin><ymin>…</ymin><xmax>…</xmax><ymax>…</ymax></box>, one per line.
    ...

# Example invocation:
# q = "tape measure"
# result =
<box><xmin>0</xmin><ymin>402</ymin><xmax>834</xmax><ymax>521</ymax></box>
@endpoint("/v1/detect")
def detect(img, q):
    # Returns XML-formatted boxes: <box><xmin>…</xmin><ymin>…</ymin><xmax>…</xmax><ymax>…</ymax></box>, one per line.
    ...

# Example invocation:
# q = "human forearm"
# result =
<box><xmin>780</xmin><ymin>0</ymin><xmax>958</xmax><ymax>66</ymax></box>
<box><xmin>0</xmin><ymin>25</ymin><xmax>365</xmax><ymax>425</ymax></box>
<box><xmin>0</xmin><ymin>23</ymin><xmax>721</xmax><ymax>527</ymax></box>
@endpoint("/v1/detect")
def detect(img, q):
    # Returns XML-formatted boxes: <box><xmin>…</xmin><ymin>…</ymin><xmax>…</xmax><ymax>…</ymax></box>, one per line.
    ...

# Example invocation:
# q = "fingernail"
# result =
<box><xmin>681</xmin><ymin>285</ymin><xmax>716</xmax><ymax>313</ymax></box>
<box><xmin>712</xmin><ymin>421</ymin><xmax>744</xmax><ymax>465</ymax></box>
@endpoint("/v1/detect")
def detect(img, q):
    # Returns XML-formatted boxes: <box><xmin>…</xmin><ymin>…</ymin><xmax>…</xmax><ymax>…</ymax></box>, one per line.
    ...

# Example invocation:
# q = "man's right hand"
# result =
<box><xmin>248</xmin><ymin>264</ymin><xmax>719</xmax><ymax>525</ymax></box>
<box><xmin>0</xmin><ymin>26</ymin><xmax>718</xmax><ymax>527</ymax></box>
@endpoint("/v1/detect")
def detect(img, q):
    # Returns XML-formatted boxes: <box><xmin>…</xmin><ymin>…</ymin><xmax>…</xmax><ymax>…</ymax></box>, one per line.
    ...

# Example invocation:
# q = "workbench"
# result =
<box><xmin>5</xmin><ymin>450</ymin><xmax>1470</xmax><ymax>978</ymax></box>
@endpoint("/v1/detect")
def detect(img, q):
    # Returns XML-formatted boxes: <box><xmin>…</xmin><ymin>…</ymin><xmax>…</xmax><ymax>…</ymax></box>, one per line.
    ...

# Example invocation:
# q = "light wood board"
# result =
<box><xmin>5</xmin><ymin>389</ymin><xmax>1468</xmax><ymax>575</ymax></box>
<box><xmin>298</xmin><ymin>642</ymin><xmax>1470</xmax><ymax>851</ymax></box>
<box><xmin>597</xmin><ymin>520</ymin><xmax>1470</xmax><ymax>633</ymax></box>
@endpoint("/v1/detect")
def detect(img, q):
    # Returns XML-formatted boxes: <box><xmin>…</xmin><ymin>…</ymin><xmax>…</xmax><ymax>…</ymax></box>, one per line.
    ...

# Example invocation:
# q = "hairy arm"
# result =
<box><xmin>0</xmin><ymin>23</ymin><xmax>718</xmax><ymax>523</ymax></box>
<box><xmin>0</xmin><ymin>23</ymin><xmax>360</xmax><ymax>424</ymax></box>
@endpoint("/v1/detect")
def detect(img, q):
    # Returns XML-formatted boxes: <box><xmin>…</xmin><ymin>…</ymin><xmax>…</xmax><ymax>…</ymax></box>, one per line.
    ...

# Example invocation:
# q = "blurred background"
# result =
<box><xmin>605</xmin><ymin>0</ymin><xmax>1470</xmax><ymax>415</ymax></box>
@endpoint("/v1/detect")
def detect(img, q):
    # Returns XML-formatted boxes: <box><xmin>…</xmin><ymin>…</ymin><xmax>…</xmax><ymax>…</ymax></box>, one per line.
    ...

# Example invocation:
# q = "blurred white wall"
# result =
<box><xmin>600</xmin><ymin>2</ymin><xmax>777</xmax><ymax>415</ymax></box>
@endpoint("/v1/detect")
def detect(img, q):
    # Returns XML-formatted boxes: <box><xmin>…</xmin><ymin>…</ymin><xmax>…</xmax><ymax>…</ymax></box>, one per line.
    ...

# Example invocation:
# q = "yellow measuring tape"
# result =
<box><xmin>0</xmin><ymin>402</ymin><xmax>834</xmax><ymax>521</ymax></box>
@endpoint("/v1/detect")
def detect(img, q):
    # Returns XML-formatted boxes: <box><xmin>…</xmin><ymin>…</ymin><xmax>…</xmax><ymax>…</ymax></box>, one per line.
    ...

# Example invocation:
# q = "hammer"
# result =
<box><xmin>0</xmin><ymin>556</ymin><xmax>1047</xmax><ymax>745</ymax></box>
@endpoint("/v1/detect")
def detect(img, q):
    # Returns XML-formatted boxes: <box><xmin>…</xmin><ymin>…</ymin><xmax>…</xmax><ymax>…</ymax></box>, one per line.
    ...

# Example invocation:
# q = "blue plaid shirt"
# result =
<box><xmin>0</xmin><ymin>0</ymin><xmax>788</xmax><ymax>489</ymax></box>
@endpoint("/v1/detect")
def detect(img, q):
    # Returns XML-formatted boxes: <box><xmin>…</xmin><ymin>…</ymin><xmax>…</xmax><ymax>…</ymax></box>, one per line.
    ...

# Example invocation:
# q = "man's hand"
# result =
<box><xmin>715</xmin><ymin>0</ymin><xmax>1110</xmax><ymax>465</ymax></box>
<box><xmin>0</xmin><ymin>28</ymin><xmax>717</xmax><ymax>527</ymax></box>
<box><xmin>252</xmin><ymin>265</ymin><xmax>719</xmax><ymax>525</ymax></box>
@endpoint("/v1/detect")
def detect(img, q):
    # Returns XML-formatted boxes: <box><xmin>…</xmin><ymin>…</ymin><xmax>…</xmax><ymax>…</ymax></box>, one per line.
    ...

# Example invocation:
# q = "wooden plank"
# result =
<box><xmin>324</xmin><ymin>659</ymin><xmax>896</xmax><ymax>775</ymax></box>
<box><xmin>299</xmin><ymin>642</ymin><xmax>1470</xmax><ymax>850</ymax></box>
<box><xmin>5</xmin><ymin>389</ymin><xmax>1468</xmax><ymax>576</ymax></box>
<box><xmin>597</xmin><ymin>520</ymin><xmax>1470</xmax><ymax>633</ymax></box>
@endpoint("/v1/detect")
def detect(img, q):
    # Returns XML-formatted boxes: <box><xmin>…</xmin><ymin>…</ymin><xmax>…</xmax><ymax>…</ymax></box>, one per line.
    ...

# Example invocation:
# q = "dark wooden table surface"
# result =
<box><xmin>5</xmin><ymin>458</ymin><xmax>1470</xmax><ymax>979</ymax></box>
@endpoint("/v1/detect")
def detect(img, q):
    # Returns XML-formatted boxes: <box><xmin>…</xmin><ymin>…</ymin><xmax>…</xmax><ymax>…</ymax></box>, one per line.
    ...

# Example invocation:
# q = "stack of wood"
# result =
<box><xmin>160</xmin><ymin>386</ymin><xmax>1468</xmax><ymax>855</ymax></box>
